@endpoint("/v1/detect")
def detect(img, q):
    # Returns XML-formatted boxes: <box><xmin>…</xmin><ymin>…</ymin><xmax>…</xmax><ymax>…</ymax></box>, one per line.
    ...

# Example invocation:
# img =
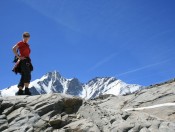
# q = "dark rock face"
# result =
<box><xmin>66</xmin><ymin>78</ymin><xmax>83</xmax><ymax>96</ymax></box>
<box><xmin>0</xmin><ymin>81</ymin><xmax>175</xmax><ymax>132</ymax></box>
<box><xmin>29</xmin><ymin>86</ymin><xmax>41</xmax><ymax>95</ymax></box>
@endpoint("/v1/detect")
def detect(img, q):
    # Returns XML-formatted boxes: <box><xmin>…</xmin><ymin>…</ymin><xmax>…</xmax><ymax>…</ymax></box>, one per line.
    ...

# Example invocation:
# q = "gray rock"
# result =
<box><xmin>61</xmin><ymin>119</ymin><xmax>100</xmax><ymax>132</ymax></box>
<box><xmin>140</xmin><ymin>127</ymin><xmax>150</xmax><ymax>132</ymax></box>
<box><xmin>0</xmin><ymin>93</ymin><xmax>83</xmax><ymax>132</ymax></box>
<box><xmin>0</xmin><ymin>80</ymin><xmax>175</xmax><ymax>131</ymax></box>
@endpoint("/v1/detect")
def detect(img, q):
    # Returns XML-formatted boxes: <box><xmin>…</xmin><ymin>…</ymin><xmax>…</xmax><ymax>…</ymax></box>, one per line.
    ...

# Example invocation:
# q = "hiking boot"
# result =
<box><xmin>17</xmin><ymin>89</ymin><xmax>24</xmax><ymax>95</ymax></box>
<box><xmin>24</xmin><ymin>87</ymin><xmax>31</xmax><ymax>95</ymax></box>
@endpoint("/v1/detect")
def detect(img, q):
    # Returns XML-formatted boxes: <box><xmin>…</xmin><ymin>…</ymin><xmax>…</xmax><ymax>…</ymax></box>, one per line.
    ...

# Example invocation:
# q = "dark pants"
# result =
<box><xmin>18</xmin><ymin>58</ymin><xmax>32</xmax><ymax>88</ymax></box>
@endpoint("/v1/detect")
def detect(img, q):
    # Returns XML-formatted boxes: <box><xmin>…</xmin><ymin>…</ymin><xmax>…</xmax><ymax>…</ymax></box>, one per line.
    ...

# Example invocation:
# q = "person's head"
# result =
<box><xmin>23</xmin><ymin>32</ymin><xmax>30</xmax><ymax>43</ymax></box>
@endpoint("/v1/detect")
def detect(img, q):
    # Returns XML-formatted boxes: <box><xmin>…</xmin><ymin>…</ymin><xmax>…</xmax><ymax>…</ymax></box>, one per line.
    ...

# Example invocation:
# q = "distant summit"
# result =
<box><xmin>1</xmin><ymin>71</ymin><xmax>144</xmax><ymax>99</ymax></box>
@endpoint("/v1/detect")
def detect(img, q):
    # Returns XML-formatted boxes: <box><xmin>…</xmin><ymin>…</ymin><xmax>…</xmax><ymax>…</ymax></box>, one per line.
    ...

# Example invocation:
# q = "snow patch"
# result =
<box><xmin>124</xmin><ymin>103</ymin><xmax>175</xmax><ymax>111</ymax></box>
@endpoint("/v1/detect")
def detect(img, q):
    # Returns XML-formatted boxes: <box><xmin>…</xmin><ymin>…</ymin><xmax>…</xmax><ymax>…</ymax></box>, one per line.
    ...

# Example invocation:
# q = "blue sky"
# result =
<box><xmin>0</xmin><ymin>0</ymin><xmax>175</xmax><ymax>89</ymax></box>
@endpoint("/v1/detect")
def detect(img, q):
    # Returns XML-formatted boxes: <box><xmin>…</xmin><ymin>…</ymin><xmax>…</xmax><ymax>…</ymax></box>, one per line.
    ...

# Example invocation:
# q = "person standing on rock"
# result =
<box><xmin>12</xmin><ymin>32</ymin><xmax>33</xmax><ymax>95</ymax></box>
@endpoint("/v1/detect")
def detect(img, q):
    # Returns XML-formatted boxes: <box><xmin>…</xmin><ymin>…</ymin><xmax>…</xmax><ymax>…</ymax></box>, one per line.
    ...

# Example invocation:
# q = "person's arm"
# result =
<box><xmin>12</xmin><ymin>44</ymin><xmax>20</xmax><ymax>59</ymax></box>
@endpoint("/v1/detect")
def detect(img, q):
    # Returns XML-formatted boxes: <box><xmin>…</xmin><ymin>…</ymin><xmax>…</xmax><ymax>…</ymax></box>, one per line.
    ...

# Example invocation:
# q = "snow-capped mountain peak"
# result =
<box><xmin>45</xmin><ymin>71</ymin><xmax>62</xmax><ymax>80</ymax></box>
<box><xmin>82</xmin><ymin>76</ymin><xmax>144</xmax><ymax>99</ymax></box>
<box><xmin>1</xmin><ymin>71</ymin><xmax>144</xmax><ymax>99</ymax></box>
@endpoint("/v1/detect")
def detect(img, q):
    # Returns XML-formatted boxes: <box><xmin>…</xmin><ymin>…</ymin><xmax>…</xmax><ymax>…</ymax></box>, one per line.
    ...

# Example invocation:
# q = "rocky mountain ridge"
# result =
<box><xmin>0</xmin><ymin>78</ymin><xmax>174</xmax><ymax>131</ymax></box>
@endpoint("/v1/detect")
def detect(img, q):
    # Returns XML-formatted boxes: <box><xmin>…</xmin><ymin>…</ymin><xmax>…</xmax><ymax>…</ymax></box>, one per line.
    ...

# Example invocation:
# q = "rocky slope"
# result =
<box><xmin>1</xmin><ymin>71</ymin><xmax>144</xmax><ymax>99</ymax></box>
<box><xmin>0</xmin><ymin>79</ymin><xmax>174</xmax><ymax>132</ymax></box>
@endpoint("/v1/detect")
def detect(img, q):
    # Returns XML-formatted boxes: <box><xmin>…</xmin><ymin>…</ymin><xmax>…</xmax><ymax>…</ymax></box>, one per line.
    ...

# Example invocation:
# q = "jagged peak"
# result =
<box><xmin>45</xmin><ymin>71</ymin><xmax>62</xmax><ymax>79</ymax></box>
<box><xmin>86</xmin><ymin>76</ymin><xmax>117</xmax><ymax>84</ymax></box>
<box><xmin>69</xmin><ymin>78</ymin><xmax>80</xmax><ymax>82</ymax></box>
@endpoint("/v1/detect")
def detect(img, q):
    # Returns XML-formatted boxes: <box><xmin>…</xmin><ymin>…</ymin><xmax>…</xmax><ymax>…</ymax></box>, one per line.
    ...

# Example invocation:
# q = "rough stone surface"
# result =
<box><xmin>0</xmin><ymin>94</ymin><xmax>83</xmax><ymax>132</ymax></box>
<box><xmin>0</xmin><ymin>81</ymin><xmax>175</xmax><ymax>132</ymax></box>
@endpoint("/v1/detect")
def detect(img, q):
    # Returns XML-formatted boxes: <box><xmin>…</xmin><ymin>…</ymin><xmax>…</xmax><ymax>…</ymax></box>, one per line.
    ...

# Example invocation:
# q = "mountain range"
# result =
<box><xmin>0</xmin><ymin>71</ymin><xmax>144</xmax><ymax>99</ymax></box>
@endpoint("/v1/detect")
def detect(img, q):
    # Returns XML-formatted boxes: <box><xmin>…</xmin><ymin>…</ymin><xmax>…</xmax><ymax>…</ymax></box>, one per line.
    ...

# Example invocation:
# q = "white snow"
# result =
<box><xmin>1</xmin><ymin>85</ymin><xmax>18</xmax><ymax>96</ymax></box>
<box><xmin>124</xmin><ymin>103</ymin><xmax>175</xmax><ymax>111</ymax></box>
<box><xmin>82</xmin><ymin>77</ymin><xmax>143</xmax><ymax>99</ymax></box>
<box><xmin>40</xmin><ymin>75</ymin><xmax>48</xmax><ymax>81</ymax></box>
<box><xmin>79</xmin><ymin>87</ymin><xmax>87</xmax><ymax>98</ymax></box>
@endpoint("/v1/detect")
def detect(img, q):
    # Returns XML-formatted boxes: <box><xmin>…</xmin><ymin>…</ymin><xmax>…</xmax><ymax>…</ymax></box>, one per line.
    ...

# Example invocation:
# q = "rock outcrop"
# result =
<box><xmin>0</xmin><ymin>80</ymin><xmax>175</xmax><ymax>132</ymax></box>
<box><xmin>0</xmin><ymin>94</ymin><xmax>83</xmax><ymax>132</ymax></box>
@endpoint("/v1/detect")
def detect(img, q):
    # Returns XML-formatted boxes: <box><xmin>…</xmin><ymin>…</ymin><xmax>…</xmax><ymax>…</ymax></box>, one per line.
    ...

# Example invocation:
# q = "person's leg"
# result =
<box><xmin>18</xmin><ymin>59</ymin><xmax>31</xmax><ymax>95</ymax></box>
<box><xmin>17</xmin><ymin>74</ymin><xmax>24</xmax><ymax>95</ymax></box>
<box><xmin>24</xmin><ymin>81</ymin><xmax>31</xmax><ymax>94</ymax></box>
<box><xmin>24</xmin><ymin>83</ymin><xmax>29</xmax><ymax>88</ymax></box>
<box><xmin>23</xmin><ymin>61</ymin><xmax>32</xmax><ymax>95</ymax></box>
